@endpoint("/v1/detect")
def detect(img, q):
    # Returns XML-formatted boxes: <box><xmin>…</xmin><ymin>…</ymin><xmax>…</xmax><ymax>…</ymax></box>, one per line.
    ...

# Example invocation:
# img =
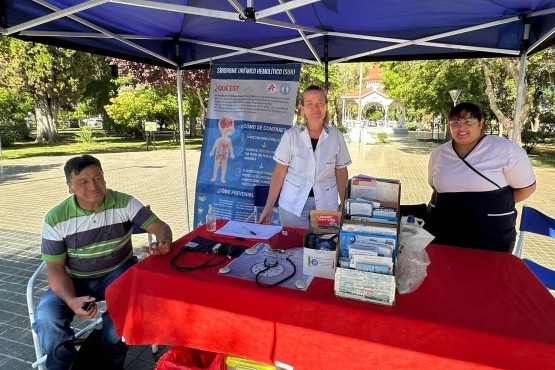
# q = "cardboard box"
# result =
<box><xmin>333</xmin><ymin>175</ymin><xmax>400</xmax><ymax>306</ymax></box>
<box><xmin>310</xmin><ymin>210</ymin><xmax>342</xmax><ymax>234</ymax></box>
<box><xmin>334</xmin><ymin>267</ymin><xmax>396</xmax><ymax>306</ymax></box>
<box><xmin>303</xmin><ymin>242</ymin><xmax>338</xmax><ymax>279</ymax></box>
<box><xmin>345</xmin><ymin>175</ymin><xmax>400</xmax><ymax>218</ymax></box>
<box><xmin>302</xmin><ymin>211</ymin><xmax>340</xmax><ymax>279</ymax></box>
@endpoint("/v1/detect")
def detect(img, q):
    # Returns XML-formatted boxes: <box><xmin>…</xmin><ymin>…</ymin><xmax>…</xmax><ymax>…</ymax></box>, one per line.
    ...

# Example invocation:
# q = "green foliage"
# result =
<box><xmin>367</xmin><ymin>108</ymin><xmax>383</xmax><ymax>120</ymax></box>
<box><xmin>382</xmin><ymin>59</ymin><xmax>489</xmax><ymax>120</ymax></box>
<box><xmin>0</xmin><ymin>88</ymin><xmax>34</xmax><ymax>125</ymax></box>
<box><xmin>521</xmin><ymin>130</ymin><xmax>550</xmax><ymax>154</ymax></box>
<box><xmin>527</xmin><ymin>48</ymin><xmax>555</xmax><ymax>127</ymax></box>
<box><xmin>105</xmin><ymin>85</ymin><xmax>184</xmax><ymax>132</ymax></box>
<box><xmin>334</xmin><ymin>124</ymin><xmax>348</xmax><ymax>134</ymax></box>
<box><xmin>0</xmin><ymin>136</ymin><xmax>203</xmax><ymax>160</ymax></box>
<box><xmin>298</xmin><ymin>64</ymin><xmax>342</xmax><ymax>124</ymax></box>
<box><xmin>404</xmin><ymin>122</ymin><xmax>418</xmax><ymax>131</ymax></box>
<box><xmin>377</xmin><ymin>132</ymin><xmax>388</xmax><ymax>143</ymax></box>
<box><xmin>0</xmin><ymin>38</ymin><xmax>112</xmax><ymax>142</ymax></box>
<box><xmin>76</xmin><ymin>125</ymin><xmax>94</xmax><ymax>144</ymax></box>
<box><xmin>0</xmin><ymin>123</ymin><xmax>30</xmax><ymax>146</ymax></box>
<box><xmin>108</xmin><ymin>60</ymin><xmax>211</xmax><ymax>132</ymax></box>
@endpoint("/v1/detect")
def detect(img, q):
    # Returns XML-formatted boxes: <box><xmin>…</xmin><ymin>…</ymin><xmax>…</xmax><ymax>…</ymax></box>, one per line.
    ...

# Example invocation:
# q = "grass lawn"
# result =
<box><xmin>2</xmin><ymin>135</ymin><xmax>553</xmax><ymax>169</ymax></box>
<box><xmin>0</xmin><ymin>136</ymin><xmax>204</xmax><ymax>160</ymax></box>
<box><xmin>528</xmin><ymin>144</ymin><xmax>555</xmax><ymax>168</ymax></box>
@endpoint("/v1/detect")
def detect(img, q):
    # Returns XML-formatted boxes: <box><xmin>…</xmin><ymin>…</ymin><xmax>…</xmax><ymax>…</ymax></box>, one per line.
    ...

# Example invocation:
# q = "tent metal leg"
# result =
<box><xmin>176</xmin><ymin>65</ymin><xmax>191</xmax><ymax>233</ymax></box>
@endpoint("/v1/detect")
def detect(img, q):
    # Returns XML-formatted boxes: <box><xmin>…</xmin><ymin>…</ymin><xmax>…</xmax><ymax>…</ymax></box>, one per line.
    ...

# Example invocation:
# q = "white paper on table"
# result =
<box><xmin>213</xmin><ymin>220</ymin><xmax>283</xmax><ymax>240</ymax></box>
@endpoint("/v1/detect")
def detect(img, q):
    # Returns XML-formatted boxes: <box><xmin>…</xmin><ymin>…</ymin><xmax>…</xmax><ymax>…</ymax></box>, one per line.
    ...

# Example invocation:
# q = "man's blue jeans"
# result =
<box><xmin>32</xmin><ymin>257</ymin><xmax>137</xmax><ymax>370</ymax></box>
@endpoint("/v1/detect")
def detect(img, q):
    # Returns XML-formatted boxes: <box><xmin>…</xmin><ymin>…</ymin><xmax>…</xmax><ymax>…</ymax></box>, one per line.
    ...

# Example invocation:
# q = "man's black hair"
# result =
<box><xmin>449</xmin><ymin>102</ymin><xmax>483</xmax><ymax>120</ymax></box>
<box><xmin>64</xmin><ymin>155</ymin><xmax>103</xmax><ymax>181</ymax></box>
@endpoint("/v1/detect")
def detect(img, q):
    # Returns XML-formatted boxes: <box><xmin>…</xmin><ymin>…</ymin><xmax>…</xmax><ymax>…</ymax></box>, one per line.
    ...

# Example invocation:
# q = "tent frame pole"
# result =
<box><xmin>176</xmin><ymin>65</ymin><xmax>190</xmax><ymax>232</ymax></box>
<box><xmin>512</xmin><ymin>19</ymin><xmax>531</xmax><ymax>144</ymax></box>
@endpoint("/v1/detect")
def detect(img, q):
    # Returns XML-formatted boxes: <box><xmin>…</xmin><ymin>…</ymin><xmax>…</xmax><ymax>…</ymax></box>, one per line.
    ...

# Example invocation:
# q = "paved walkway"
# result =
<box><xmin>1</xmin><ymin>136</ymin><xmax>554</xmax><ymax>369</ymax></box>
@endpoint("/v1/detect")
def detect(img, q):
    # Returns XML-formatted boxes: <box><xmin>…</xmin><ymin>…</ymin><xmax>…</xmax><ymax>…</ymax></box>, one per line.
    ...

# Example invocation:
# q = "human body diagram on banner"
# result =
<box><xmin>209</xmin><ymin>117</ymin><xmax>235</xmax><ymax>184</ymax></box>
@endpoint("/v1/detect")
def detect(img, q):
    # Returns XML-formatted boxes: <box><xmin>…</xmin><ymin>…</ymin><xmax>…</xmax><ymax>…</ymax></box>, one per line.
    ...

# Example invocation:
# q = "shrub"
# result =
<box><xmin>335</xmin><ymin>124</ymin><xmax>348</xmax><ymax>134</ymax></box>
<box><xmin>77</xmin><ymin>125</ymin><xmax>94</xmax><ymax>144</ymax></box>
<box><xmin>0</xmin><ymin>123</ymin><xmax>30</xmax><ymax>147</ymax></box>
<box><xmin>377</xmin><ymin>132</ymin><xmax>388</xmax><ymax>143</ymax></box>
<box><xmin>404</xmin><ymin>122</ymin><xmax>418</xmax><ymax>131</ymax></box>
<box><xmin>521</xmin><ymin>130</ymin><xmax>549</xmax><ymax>154</ymax></box>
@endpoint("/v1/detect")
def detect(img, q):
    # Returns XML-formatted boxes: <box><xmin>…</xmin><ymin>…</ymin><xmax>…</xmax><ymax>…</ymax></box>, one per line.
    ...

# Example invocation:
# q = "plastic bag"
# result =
<box><xmin>155</xmin><ymin>347</ymin><xmax>225</xmax><ymax>370</ymax></box>
<box><xmin>396</xmin><ymin>216</ymin><xmax>435</xmax><ymax>294</ymax></box>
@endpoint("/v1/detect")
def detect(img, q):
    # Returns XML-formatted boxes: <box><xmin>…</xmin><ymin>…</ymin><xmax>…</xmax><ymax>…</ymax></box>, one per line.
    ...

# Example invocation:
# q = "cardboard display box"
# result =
<box><xmin>334</xmin><ymin>267</ymin><xmax>396</xmax><ymax>306</ymax></box>
<box><xmin>333</xmin><ymin>175</ymin><xmax>401</xmax><ymax>306</ymax></box>
<box><xmin>302</xmin><ymin>210</ymin><xmax>341</xmax><ymax>279</ymax></box>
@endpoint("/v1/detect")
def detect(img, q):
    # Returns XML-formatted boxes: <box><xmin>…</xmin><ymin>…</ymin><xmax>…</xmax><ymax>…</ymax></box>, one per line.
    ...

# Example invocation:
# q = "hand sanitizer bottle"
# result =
<box><xmin>206</xmin><ymin>204</ymin><xmax>217</xmax><ymax>232</ymax></box>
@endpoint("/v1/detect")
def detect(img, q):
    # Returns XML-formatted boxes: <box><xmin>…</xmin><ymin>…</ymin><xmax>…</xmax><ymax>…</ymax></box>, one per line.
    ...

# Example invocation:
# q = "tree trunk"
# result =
<box><xmin>34</xmin><ymin>95</ymin><xmax>59</xmax><ymax>144</ymax></box>
<box><xmin>195</xmin><ymin>89</ymin><xmax>207</xmax><ymax>134</ymax></box>
<box><xmin>189</xmin><ymin>115</ymin><xmax>196</xmax><ymax>137</ymax></box>
<box><xmin>479</xmin><ymin>59</ymin><xmax>529</xmax><ymax>145</ymax></box>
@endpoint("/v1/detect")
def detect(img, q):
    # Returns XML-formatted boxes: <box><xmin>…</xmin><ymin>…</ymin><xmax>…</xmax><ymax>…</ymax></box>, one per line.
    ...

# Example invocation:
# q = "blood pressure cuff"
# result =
<box><xmin>171</xmin><ymin>236</ymin><xmax>247</xmax><ymax>272</ymax></box>
<box><xmin>182</xmin><ymin>236</ymin><xmax>247</xmax><ymax>258</ymax></box>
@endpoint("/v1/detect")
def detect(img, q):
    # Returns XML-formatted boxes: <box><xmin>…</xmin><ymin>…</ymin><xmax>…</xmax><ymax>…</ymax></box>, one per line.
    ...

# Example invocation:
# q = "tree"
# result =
<box><xmin>108</xmin><ymin>60</ymin><xmax>210</xmax><ymax>136</ymax></box>
<box><xmin>104</xmin><ymin>84</ymin><xmax>187</xmax><ymax>136</ymax></box>
<box><xmin>526</xmin><ymin>47</ymin><xmax>555</xmax><ymax>130</ymax></box>
<box><xmin>298</xmin><ymin>64</ymin><xmax>342</xmax><ymax>124</ymax></box>
<box><xmin>0</xmin><ymin>39</ymin><xmax>109</xmax><ymax>143</ymax></box>
<box><xmin>0</xmin><ymin>87</ymin><xmax>33</xmax><ymax>125</ymax></box>
<box><xmin>478</xmin><ymin>58</ymin><xmax>527</xmax><ymax>140</ymax></box>
<box><xmin>380</xmin><ymin>46</ymin><xmax>555</xmax><ymax>144</ymax></box>
<box><xmin>382</xmin><ymin>59</ymin><xmax>488</xmax><ymax>123</ymax></box>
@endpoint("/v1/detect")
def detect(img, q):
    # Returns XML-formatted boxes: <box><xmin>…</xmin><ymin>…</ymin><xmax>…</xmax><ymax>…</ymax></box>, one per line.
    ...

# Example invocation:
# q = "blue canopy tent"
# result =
<box><xmin>5</xmin><ymin>1</ymin><xmax>555</xmax><ymax>67</ymax></box>
<box><xmin>3</xmin><ymin>0</ymin><xmax>555</xmax><ymax>229</ymax></box>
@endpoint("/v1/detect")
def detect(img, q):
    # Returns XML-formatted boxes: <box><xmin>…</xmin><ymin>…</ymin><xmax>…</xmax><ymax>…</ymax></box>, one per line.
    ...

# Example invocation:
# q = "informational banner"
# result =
<box><xmin>193</xmin><ymin>63</ymin><xmax>301</xmax><ymax>228</ymax></box>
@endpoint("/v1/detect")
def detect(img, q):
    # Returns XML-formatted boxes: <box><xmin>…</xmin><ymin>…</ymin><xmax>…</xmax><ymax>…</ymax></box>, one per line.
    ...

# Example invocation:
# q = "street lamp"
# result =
<box><xmin>444</xmin><ymin>88</ymin><xmax>462</xmax><ymax>140</ymax></box>
<box><xmin>449</xmin><ymin>88</ymin><xmax>462</xmax><ymax>107</ymax></box>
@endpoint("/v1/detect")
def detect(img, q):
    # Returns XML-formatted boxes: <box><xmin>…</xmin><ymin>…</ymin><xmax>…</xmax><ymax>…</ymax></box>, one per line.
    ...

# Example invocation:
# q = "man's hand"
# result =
<box><xmin>144</xmin><ymin>219</ymin><xmax>173</xmax><ymax>256</ymax></box>
<box><xmin>71</xmin><ymin>296</ymin><xmax>98</xmax><ymax>319</ymax></box>
<box><xmin>143</xmin><ymin>240</ymin><xmax>172</xmax><ymax>256</ymax></box>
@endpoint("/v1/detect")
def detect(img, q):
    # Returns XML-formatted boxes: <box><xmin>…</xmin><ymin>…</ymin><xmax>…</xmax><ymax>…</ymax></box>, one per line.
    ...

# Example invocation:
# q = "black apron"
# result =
<box><xmin>427</xmin><ymin>187</ymin><xmax>516</xmax><ymax>252</ymax></box>
<box><xmin>428</xmin><ymin>139</ymin><xmax>517</xmax><ymax>252</ymax></box>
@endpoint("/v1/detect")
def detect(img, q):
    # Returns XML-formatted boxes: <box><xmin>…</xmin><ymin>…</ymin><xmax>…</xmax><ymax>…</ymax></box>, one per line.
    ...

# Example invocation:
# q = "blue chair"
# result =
<box><xmin>514</xmin><ymin>205</ymin><xmax>555</xmax><ymax>290</ymax></box>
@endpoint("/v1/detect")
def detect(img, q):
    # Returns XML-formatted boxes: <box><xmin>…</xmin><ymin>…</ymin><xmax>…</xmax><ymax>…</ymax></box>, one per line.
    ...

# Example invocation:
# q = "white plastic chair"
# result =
<box><xmin>514</xmin><ymin>205</ymin><xmax>555</xmax><ymax>290</ymax></box>
<box><xmin>26</xmin><ymin>261</ymin><xmax>104</xmax><ymax>370</ymax></box>
<box><xmin>27</xmin><ymin>217</ymin><xmax>157</xmax><ymax>369</ymax></box>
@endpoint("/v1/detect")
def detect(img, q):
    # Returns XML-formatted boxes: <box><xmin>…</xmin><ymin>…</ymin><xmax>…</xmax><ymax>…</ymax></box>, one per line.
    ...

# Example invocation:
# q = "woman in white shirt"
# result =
<box><xmin>258</xmin><ymin>85</ymin><xmax>352</xmax><ymax>229</ymax></box>
<box><xmin>427</xmin><ymin>102</ymin><xmax>536</xmax><ymax>252</ymax></box>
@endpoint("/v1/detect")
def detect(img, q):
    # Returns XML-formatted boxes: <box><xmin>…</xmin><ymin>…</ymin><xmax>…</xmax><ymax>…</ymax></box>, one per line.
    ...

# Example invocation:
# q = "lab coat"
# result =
<box><xmin>273</xmin><ymin>125</ymin><xmax>352</xmax><ymax>216</ymax></box>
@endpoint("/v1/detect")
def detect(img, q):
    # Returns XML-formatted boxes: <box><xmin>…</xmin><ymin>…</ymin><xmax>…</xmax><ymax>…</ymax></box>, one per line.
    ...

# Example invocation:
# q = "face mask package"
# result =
<box><xmin>396</xmin><ymin>216</ymin><xmax>435</xmax><ymax>294</ymax></box>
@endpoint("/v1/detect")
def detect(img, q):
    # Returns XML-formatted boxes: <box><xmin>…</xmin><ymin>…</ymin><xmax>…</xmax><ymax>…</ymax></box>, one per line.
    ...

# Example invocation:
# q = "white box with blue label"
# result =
<box><xmin>302</xmin><ymin>210</ymin><xmax>341</xmax><ymax>279</ymax></box>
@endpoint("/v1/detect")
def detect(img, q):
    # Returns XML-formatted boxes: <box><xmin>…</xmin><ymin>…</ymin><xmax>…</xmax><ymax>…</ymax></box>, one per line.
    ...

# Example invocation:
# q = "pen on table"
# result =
<box><xmin>242</xmin><ymin>226</ymin><xmax>257</xmax><ymax>235</ymax></box>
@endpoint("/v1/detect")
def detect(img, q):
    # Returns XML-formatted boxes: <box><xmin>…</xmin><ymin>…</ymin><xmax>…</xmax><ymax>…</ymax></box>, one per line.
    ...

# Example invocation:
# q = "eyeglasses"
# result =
<box><xmin>449</xmin><ymin>118</ymin><xmax>478</xmax><ymax>127</ymax></box>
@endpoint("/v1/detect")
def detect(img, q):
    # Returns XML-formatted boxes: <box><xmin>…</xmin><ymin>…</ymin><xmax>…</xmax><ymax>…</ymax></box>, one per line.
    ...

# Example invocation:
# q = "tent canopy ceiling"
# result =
<box><xmin>3</xmin><ymin>0</ymin><xmax>555</xmax><ymax>69</ymax></box>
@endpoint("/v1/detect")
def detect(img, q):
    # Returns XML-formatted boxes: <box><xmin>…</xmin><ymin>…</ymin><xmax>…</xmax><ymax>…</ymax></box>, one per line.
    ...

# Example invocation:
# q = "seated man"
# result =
<box><xmin>33</xmin><ymin>154</ymin><xmax>173</xmax><ymax>370</ymax></box>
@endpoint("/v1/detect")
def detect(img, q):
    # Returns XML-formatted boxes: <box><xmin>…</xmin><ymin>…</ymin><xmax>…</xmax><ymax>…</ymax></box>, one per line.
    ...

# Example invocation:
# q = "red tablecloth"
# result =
<box><xmin>106</xmin><ymin>222</ymin><xmax>555</xmax><ymax>370</ymax></box>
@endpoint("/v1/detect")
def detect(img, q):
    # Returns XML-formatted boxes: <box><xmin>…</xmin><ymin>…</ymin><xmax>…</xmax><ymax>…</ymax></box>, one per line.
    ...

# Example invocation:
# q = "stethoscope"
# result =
<box><xmin>255</xmin><ymin>253</ymin><xmax>296</xmax><ymax>288</ymax></box>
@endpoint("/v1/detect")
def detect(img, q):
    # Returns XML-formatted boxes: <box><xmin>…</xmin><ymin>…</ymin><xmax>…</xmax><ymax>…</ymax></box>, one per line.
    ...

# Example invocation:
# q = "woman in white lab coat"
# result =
<box><xmin>258</xmin><ymin>85</ymin><xmax>352</xmax><ymax>229</ymax></box>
